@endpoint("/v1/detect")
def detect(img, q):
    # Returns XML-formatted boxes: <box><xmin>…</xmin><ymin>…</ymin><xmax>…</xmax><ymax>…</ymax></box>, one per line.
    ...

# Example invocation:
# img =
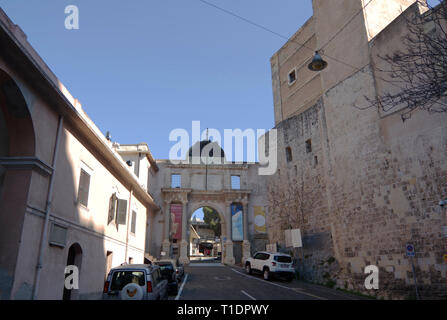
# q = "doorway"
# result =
<box><xmin>63</xmin><ymin>243</ymin><xmax>82</xmax><ymax>300</ymax></box>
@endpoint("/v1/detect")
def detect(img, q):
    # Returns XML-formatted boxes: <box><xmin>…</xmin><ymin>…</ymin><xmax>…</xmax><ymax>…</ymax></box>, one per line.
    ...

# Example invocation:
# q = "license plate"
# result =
<box><xmin>280</xmin><ymin>264</ymin><xmax>289</xmax><ymax>268</ymax></box>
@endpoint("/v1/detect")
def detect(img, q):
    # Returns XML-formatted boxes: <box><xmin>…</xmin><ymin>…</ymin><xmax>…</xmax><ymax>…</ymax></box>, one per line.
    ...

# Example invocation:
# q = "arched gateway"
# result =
<box><xmin>153</xmin><ymin>140</ymin><xmax>268</xmax><ymax>266</ymax></box>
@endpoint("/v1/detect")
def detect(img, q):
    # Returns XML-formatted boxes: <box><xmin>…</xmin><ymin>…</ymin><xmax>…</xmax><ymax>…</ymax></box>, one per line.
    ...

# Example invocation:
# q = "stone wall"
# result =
<box><xmin>267</xmin><ymin>2</ymin><xmax>447</xmax><ymax>298</ymax></box>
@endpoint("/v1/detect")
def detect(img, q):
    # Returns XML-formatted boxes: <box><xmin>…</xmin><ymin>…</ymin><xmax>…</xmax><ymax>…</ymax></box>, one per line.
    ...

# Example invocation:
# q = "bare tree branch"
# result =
<box><xmin>364</xmin><ymin>0</ymin><xmax>447</xmax><ymax>121</ymax></box>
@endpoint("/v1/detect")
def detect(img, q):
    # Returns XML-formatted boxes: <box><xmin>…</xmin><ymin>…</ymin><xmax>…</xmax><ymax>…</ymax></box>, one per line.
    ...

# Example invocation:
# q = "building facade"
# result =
<box><xmin>267</xmin><ymin>0</ymin><xmax>447</xmax><ymax>298</ymax></box>
<box><xmin>0</xmin><ymin>9</ymin><xmax>158</xmax><ymax>299</ymax></box>
<box><xmin>148</xmin><ymin>141</ymin><xmax>269</xmax><ymax>266</ymax></box>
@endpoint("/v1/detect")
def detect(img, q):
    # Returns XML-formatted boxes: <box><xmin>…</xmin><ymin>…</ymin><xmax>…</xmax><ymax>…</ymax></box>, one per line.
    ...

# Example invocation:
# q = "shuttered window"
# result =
<box><xmin>108</xmin><ymin>193</ymin><xmax>117</xmax><ymax>225</ymax></box>
<box><xmin>131</xmin><ymin>211</ymin><xmax>137</xmax><ymax>234</ymax></box>
<box><xmin>116</xmin><ymin>199</ymin><xmax>128</xmax><ymax>225</ymax></box>
<box><xmin>78</xmin><ymin>169</ymin><xmax>90</xmax><ymax>207</ymax></box>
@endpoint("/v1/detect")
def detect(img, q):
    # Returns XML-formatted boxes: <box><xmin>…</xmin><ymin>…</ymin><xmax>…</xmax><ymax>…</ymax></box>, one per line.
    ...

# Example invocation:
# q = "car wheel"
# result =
<box><xmin>263</xmin><ymin>268</ymin><xmax>270</xmax><ymax>281</ymax></box>
<box><xmin>245</xmin><ymin>263</ymin><xmax>252</xmax><ymax>275</ymax></box>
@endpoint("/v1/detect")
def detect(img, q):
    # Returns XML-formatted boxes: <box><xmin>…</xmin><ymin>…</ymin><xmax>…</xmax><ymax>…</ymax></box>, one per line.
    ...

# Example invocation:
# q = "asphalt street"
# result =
<box><xmin>173</xmin><ymin>262</ymin><xmax>366</xmax><ymax>300</ymax></box>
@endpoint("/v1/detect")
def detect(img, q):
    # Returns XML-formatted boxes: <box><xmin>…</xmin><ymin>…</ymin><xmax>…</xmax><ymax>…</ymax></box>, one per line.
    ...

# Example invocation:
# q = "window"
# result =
<box><xmin>108</xmin><ymin>194</ymin><xmax>128</xmax><ymax>226</ymax></box>
<box><xmin>254</xmin><ymin>253</ymin><xmax>263</xmax><ymax>260</ymax></box>
<box><xmin>110</xmin><ymin>271</ymin><xmax>144</xmax><ymax>291</ymax></box>
<box><xmin>285</xmin><ymin>147</ymin><xmax>293</xmax><ymax>162</ymax></box>
<box><xmin>274</xmin><ymin>256</ymin><xmax>292</xmax><ymax>263</ymax></box>
<box><xmin>305</xmin><ymin>139</ymin><xmax>312</xmax><ymax>153</ymax></box>
<box><xmin>49</xmin><ymin>223</ymin><xmax>67</xmax><ymax>248</ymax></box>
<box><xmin>288</xmin><ymin>69</ymin><xmax>297</xmax><ymax>85</ymax></box>
<box><xmin>231</xmin><ymin>175</ymin><xmax>241</xmax><ymax>189</ymax></box>
<box><xmin>171</xmin><ymin>174</ymin><xmax>181</xmax><ymax>188</ymax></box>
<box><xmin>116</xmin><ymin>199</ymin><xmax>128</xmax><ymax>225</ymax></box>
<box><xmin>77</xmin><ymin>168</ymin><xmax>91</xmax><ymax>207</ymax></box>
<box><xmin>131</xmin><ymin>210</ymin><xmax>137</xmax><ymax>235</ymax></box>
<box><xmin>151</xmin><ymin>269</ymin><xmax>160</xmax><ymax>286</ymax></box>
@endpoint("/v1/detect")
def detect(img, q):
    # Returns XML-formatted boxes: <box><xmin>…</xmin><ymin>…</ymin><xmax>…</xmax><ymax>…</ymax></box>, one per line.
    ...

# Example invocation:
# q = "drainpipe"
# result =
<box><xmin>124</xmin><ymin>189</ymin><xmax>133</xmax><ymax>263</ymax></box>
<box><xmin>32</xmin><ymin>116</ymin><xmax>64</xmax><ymax>300</ymax></box>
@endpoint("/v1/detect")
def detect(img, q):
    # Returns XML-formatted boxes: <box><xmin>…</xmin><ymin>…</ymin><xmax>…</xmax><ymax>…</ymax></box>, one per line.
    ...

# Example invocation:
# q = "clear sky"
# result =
<box><xmin>0</xmin><ymin>0</ymin><xmax>313</xmax><ymax>160</ymax></box>
<box><xmin>0</xmin><ymin>0</ymin><xmax>438</xmax><ymax>160</ymax></box>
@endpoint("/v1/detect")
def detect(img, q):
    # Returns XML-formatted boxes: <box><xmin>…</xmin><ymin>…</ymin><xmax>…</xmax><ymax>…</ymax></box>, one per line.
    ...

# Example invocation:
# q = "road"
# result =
<box><xmin>173</xmin><ymin>262</ymin><xmax>365</xmax><ymax>300</ymax></box>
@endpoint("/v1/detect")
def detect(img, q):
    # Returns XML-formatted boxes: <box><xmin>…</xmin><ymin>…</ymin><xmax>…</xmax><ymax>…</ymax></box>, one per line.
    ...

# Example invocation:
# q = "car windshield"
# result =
<box><xmin>110</xmin><ymin>271</ymin><xmax>145</xmax><ymax>291</ymax></box>
<box><xmin>274</xmin><ymin>256</ymin><xmax>292</xmax><ymax>263</ymax></box>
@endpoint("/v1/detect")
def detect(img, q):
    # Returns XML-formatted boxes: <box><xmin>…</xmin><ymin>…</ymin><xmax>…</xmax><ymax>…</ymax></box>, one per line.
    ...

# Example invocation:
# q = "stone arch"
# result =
<box><xmin>188</xmin><ymin>201</ymin><xmax>227</xmax><ymax>238</ymax></box>
<box><xmin>0</xmin><ymin>68</ymin><xmax>36</xmax><ymax>299</ymax></box>
<box><xmin>0</xmin><ymin>68</ymin><xmax>36</xmax><ymax>157</ymax></box>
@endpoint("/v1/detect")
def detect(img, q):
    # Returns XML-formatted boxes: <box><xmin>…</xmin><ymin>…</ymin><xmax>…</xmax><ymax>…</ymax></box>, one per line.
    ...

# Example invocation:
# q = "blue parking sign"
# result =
<box><xmin>406</xmin><ymin>244</ymin><xmax>415</xmax><ymax>257</ymax></box>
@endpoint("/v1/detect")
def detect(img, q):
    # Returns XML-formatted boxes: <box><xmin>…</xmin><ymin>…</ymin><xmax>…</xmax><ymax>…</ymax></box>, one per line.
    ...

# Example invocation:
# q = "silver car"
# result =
<box><xmin>103</xmin><ymin>264</ymin><xmax>168</xmax><ymax>300</ymax></box>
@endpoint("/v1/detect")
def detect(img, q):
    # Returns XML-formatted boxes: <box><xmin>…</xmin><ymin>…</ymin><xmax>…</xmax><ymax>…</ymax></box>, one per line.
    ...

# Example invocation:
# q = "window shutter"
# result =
<box><xmin>78</xmin><ymin>169</ymin><xmax>90</xmax><ymax>207</ymax></box>
<box><xmin>108</xmin><ymin>193</ymin><xmax>117</xmax><ymax>225</ymax></box>
<box><xmin>131</xmin><ymin>211</ymin><xmax>137</xmax><ymax>234</ymax></box>
<box><xmin>116</xmin><ymin>199</ymin><xmax>128</xmax><ymax>225</ymax></box>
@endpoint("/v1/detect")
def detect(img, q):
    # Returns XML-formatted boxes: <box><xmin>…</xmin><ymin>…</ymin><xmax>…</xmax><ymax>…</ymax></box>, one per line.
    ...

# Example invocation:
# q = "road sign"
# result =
<box><xmin>406</xmin><ymin>244</ymin><xmax>415</xmax><ymax>257</ymax></box>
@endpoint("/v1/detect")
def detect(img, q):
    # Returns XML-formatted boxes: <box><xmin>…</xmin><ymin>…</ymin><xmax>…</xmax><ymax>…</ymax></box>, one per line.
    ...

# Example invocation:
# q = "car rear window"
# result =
<box><xmin>110</xmin><ymin>271</ymin><xmax>145</xmax><ymax>291</ymax></box>
<box><xmin>274</xmin><ymin>256</ymin><xmax>292</xmax><ymax>263</ymax></box>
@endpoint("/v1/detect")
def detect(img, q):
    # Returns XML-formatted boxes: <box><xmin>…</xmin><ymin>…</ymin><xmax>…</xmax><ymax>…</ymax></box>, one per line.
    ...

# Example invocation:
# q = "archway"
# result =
<box><xmin>0</xmin><ymin>68</ymin><xmax>36</xmax><ymax>298</ymax></box>
<box><xmin>189</xmin><ymin>206</ymin><xmax>223</xmax><ymax>263</ymax></box>
<box><xmin>63</xmin><ymin>243</ymin><xmax>83</xmax><ymax>300</ymax></box>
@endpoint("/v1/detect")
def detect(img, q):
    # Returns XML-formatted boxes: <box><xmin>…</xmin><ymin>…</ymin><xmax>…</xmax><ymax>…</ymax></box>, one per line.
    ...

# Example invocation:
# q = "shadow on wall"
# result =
<box><xmin>0</xmin><ymin>67</ymin><xmax>36</xmax><ymax>299</ymax></box>
<box><xmin>0</xmin><ymin>66</ymin><xmax>109</xmax><ymax>300</ymax></box>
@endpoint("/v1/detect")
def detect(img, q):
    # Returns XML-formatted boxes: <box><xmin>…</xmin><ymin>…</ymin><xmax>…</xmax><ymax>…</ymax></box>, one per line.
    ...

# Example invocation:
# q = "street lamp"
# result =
<box><xmin>308</xmin><ymin>51</ymin><xmax>328</xmax><ymax>72</ymax></box>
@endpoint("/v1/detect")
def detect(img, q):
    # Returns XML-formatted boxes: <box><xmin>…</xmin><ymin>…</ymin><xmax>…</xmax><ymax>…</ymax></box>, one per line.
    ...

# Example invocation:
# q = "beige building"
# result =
<box><xmin>0</xmin><ymin>9</ymin><xmax>159</xmax><ymax>299</ymax></box>
<box><xmin>267</xmin><ymin>0</ymin><xmax>447</xmax><ymax>298</ymax></box>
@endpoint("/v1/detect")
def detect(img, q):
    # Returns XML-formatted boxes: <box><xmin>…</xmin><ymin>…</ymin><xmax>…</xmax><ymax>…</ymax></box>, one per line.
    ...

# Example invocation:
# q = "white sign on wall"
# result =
<box><xmin>285</xmin><ymin>229</ymin><xmax>302</xmax><ymax>248</ymax></box>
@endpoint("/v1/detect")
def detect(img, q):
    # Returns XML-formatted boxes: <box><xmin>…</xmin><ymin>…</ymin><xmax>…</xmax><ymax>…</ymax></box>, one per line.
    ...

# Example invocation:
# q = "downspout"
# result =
<box><xmin>125</xmin><ymin>189</ymin><xmax>133</xmax><ymax>263</ymax></box>
<box><xmin>32</xmin><ymin>115</ymin><xmax>64</xmax><ymax>300</ymax></box>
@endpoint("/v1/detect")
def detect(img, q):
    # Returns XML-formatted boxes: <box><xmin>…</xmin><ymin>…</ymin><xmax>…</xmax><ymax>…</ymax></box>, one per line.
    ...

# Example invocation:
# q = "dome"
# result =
<box><xmin>187</xmin><ymin>140</ymin><xmax>226</xmax><ymax>160</ymax></box>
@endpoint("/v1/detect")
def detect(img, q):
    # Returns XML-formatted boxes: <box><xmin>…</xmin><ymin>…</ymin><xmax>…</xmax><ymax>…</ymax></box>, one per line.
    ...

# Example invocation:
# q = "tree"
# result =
<box><xmin>203</xmin><ymin>207</ymin><xmax>221</xmax><ymax>237</ymax></box>
<box><xmin>366</xmin><ymin>0</ymin><xmax>447</xmax><ymax>121</ymax></box>
<box><xmin>266</xmin><ymin>171</ymin><xmax>322</xmax><ymax>244</ymax></box>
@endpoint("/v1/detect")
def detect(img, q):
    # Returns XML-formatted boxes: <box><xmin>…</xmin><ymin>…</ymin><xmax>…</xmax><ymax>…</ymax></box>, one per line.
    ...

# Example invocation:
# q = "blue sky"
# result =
<box><xmin>0</xmin><ymin>0</ymin><xmax>438</xmax><ymax>160</ymax></box>
<box><xmin>191</xmin><ymin>208</ymin><xmax>204</xmax><ymax>221</ymax></box>
<box><xmin>0</xmin><ymin>0</ymin><xmax>313</xmax><ymax>160</ymax></box>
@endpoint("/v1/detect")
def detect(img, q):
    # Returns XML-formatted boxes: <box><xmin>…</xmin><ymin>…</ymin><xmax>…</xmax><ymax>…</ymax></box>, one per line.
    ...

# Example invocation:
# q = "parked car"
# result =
<box><xmin>103</xmin><ymin>264</ymin><xmax>168</xmax><ymax>300</ymax></box>
<box><xmin>215</xmin><ymin>252</ymin><xmax>222</xmax><ymax>261</ymax></box>
<box><xmin>245</xmin><ymin>252</ymin><xmax>295</xmax><ymax>282</ymax></box>
<box><xmin>154</xmin><ymin>261</ymin><xmax>178</xmax><ymax>295</ymax></box>
<box><xmin>158</xmin><ymin>259</ymin><xmax>184</xmax><ymax>282</ymax></box>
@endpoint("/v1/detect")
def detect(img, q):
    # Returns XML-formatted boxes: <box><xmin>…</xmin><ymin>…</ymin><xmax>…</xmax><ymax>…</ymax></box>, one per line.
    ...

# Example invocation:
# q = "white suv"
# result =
<box><xmin>245</xmin><ymin>252</ymin><xmax>295</xmax><ymax>282</ymax></box>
